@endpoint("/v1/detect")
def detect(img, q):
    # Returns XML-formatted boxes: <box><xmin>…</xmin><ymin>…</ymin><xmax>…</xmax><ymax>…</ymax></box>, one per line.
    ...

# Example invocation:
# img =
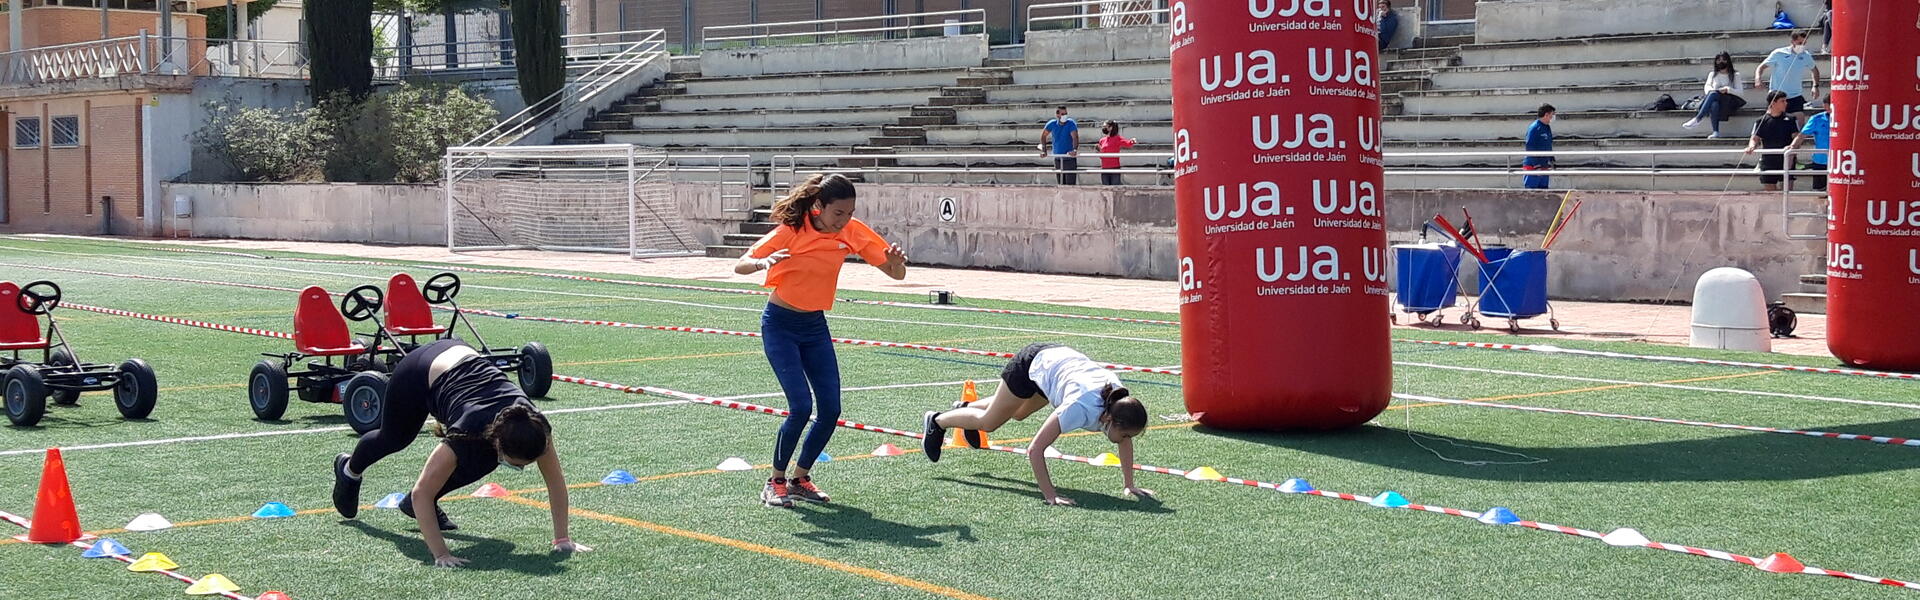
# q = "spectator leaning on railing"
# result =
<box><xmin>1744</xmin><ymin>90</ymin><xmax>1800</xmax><ymax>193</ymax></box>
<box><xmin>1788</xmin><ymin>96</ymin><xmax>1831</xmax><ymax>192</ymax></box>
<box><xmin>1096</xmin><ymin>121</ymin><xmax>1139</xmax><ymax>186</ymax></box>
<box><xmin>1755</xmin><ymin>30</ymin><xmax>1821</xmax><ymax>119</ymax></box>
<box><xmin>1040</xmin><ymin>106</ymin><xmax>1080</xmax><ymax>185</ymax></box>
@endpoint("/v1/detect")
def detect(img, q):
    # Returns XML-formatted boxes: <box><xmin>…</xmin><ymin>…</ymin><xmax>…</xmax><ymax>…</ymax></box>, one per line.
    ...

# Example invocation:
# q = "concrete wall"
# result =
<box><xmin>1026</xmin><ymin>24</ymin><xmax>1171</xmax><ymax>65</ymax></box>
<box><xmin>1476</xmin><ymin>0</ymin><xmax>1826</xmax><ymax>43</ymax></box>
<box><xmin>158</xmin><ymin>183</ymin><xmax>447</xmax><ymax>245</ymax></box>
<box><xmin>699</xmin><ymin>35</ymin><xmax>987</xmax><ymax>77</ymax></box>
<box><xmin>855</xmin><ymin>184</ymin><xmax>1179</xmax><ymax>279</ymax></box>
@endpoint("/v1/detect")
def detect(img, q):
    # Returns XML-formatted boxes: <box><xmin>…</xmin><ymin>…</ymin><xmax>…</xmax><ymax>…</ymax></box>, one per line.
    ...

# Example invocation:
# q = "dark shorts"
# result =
<box><xmin>1787</xmin><ymin>95</ymin><xmax>1807</xmax><ymax>115</ymax></box>
<box><xmin>1760</xmin><ymin>154</ymin><xmax>1786</xmax><ymax>184</ymax></box>
<box><xmin>1000</xmin><ymin>343</ymin><xmax>1063</xmax><ymax>399</ymax></box>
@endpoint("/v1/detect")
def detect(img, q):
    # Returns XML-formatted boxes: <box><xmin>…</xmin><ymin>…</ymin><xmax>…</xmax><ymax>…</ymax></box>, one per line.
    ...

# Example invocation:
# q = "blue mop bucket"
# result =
<box><xmin>1476</xmin><ymin>249</ymin><xmax>1549</xmax><ymax>318</ymax></box>
<box><xmin>1393</xmin><ymin>243</ymin><xmax>1462</xmax><ymax>313</ymax></box>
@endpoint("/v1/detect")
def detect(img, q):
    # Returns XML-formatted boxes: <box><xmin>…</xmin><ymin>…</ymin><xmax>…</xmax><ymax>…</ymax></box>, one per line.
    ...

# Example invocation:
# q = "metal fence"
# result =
<box><xmin>1026</xmin><ymin>0</ymin><xmax>1169</xmax><ymax>31</ymax></box>
<box><xmin>701</xmin><ymin>9</ymin><xmax>988</xmax><ymax>50</ymax></box>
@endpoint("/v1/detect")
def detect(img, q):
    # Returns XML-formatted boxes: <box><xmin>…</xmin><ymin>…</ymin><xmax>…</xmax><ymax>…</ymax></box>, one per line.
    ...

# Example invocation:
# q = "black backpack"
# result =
<box><xmin>1647</xmin><ymin>94</ymin><xmax>1680</xmax><ymax>111</ymax></box>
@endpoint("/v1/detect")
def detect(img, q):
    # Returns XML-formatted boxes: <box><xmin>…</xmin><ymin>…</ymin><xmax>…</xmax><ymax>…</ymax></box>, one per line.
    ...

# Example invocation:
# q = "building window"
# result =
<box><xmin>50</xmin><ymin>116</ymin><xmax>80</xmax><ymax>148</ymax></box>
<box><xmin>13</xmin><ymin>117</ymin><xmax>40</xmax><ymax>149</ymax></box>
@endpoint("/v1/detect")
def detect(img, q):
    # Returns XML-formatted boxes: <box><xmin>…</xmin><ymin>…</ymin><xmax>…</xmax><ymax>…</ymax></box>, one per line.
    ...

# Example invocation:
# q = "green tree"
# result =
<box><xmin>510</xmin><ymin>0</ymin><xmax>566</xmax><ymax>107</ymax></box>
<box><xmin>305</xmin><ymin>0</ymin><xmax>377</xmax><ymax>104</ymax></box>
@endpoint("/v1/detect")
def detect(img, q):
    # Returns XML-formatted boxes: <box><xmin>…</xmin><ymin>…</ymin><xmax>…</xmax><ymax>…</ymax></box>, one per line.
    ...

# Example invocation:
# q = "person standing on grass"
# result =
<box><xmin>1096</xmin><ymin>121</ymin><xmax>1138</xmax><ymax>186</ymax></box>
<box><xmin>330</xmin><ymin>339</ymin><xmax>589</xmax><ymax>567</ymax></box>
<box><xmin>1756</xmin><ymin>30</ymin><xmax>1820</xmax><ymax>119</ymax></box>
<box><xmin>1522</xmin><ymin>104</ymin><xmax>1556</xmax><ymax>190</ymax></box>
<box><xmin>1040</xmin><ymin>106</ymin><xmax>1080</xmax><ymax>185</ymax></box>
<box><xmin>920</xmin><ymin>343</ymin><xmax>1154</xmax><ymax>507</ymax></box>
<box><xmin>734</xmin><ymin>173</ymin><xmax>909</xmax><ymax>508</ymax></box>
<box><xmin>1744</xmin><ymin>90</ymin><xmax>1800</xmax><ymax>192</ymax></box>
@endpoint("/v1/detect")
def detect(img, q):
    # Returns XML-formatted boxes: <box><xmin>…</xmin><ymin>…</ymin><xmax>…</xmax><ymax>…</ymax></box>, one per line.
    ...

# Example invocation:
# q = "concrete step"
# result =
<box><xmin>1385</xmin><ymin>55</ymin><xmax>1459</xmax><ymax>70</ymax></box>
<box><xmin>706</xmin><ymin>245</ymin><xmax>750</xmax><ymax>259</ymax></box>
<box><xmin>603</xmin><ymin>126</ymin><xmax>884</xmax><ymax>147</ymax></box>
<box><xmin>898</xmin><ymin>115</ymin><xmax>956</xmax><ymax>126</ymax></box>
<box><xmin>1800</xmin><ymin>273</ymin><xmax>1828</xmax><ymax>286</ymax></box>
<box><xmin>619</xmin><ymin>106</ymin><xmax>907</xmax><ymax>129</ymax></box>
<box><xmin>722</xmin><ymin>232</ymin><xmax>765</xmax><ymax>246</ymax></box>
<box><xmin>926</xmin><ymin>121</ymin><xmax>1172</xmax><ymax>146</ymax></box>
<box><xmin>1397</xmin><ymin>46</ymin><xmax>1459</xmax><ymax>61</ymax></box>
<box><xmin>658</xmin><ymin>86</ymin><xmax>944</xmax><ymax>112</ymax></box>
<box><xmin>1780</xmin><ymin>292</ymin><xmax>1827</xmax><ymax>315</ymax></box>
<box><xmin>883</xmin><ymin>143</ymin><xmax>1173</xmax><ymax>167</ymax></box>
<box><xmin>983</xmin><ymin>78</ymin><xmax>1170</xmax><ymax>104</ymax></box>
<box><xmin>740</xmin><ymin>221</ymin><xmax>777</xmax><ymax>235</ymax></box>
<box><xmin>675</xmin><ymin>66</ymin><xmax>969</xmax><ymax>95</ymax></box>
<box><xmin>912</xmin><ymin>106</ymin><xmax>958</xmax><ymax>118</ymax></box>
<box><xmin>1385</xmin><ymin>137</ymin><xmax>1759</xmax><ymax>167</ymax></box>
<box><xmin>952</xmin><ymin>99</ymin><xmax>1169</xmax><ymax>126</ymax></box>
<box><xmin>1399</xmin><ymin>80</ymin><xmax>1768</xmax><ymax>115</ymax></box>
<box><xmin>1384</xmin><ymin>172</ymin><xmax>1776</xmax><ymax>191</ymax></box>
<box><xmin>880</xmin><ymin>125</ymin><xmax>927</xmax><ymax>136</ymax></box>
<box><xmin>956</xmin><ymin>74</ymin><xmax>1013</xmax><ymax>87</ymax></box>
<box><xmin>941</xmin><ymin>87</ymin><xmax>988</xmax><ymax>98</ymax></box>
<box><xmin>1431</xmin><ymin>54</ymin><xmax>1772</xmax><ymax>90</ymax></box>
<box><xmin>1010</xmin><ymin>58</ymin><xmax>1170</xmax><ymax>86</ymax></box>
<box><xmin>868</xmin><ymin>135</ymin><xmax>928</xmax><ymax>146</ymax></box>
<box><xmin>1459</xmin><ymin>29</ymin><xmax>1800</xmax><ymax>67</ymax></box>
<box><xmin>1385</xmin><ymin>109</ymin><xmax>1749</xmax><ymax>142</ymax></box>
<box><xmin>1421</xmin><ymin>34</ymin><xmax>1476</xmax><ymax>48</ymax></box>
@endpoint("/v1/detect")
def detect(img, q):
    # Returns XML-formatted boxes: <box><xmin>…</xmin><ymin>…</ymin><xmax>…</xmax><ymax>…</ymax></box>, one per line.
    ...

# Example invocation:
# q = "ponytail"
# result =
<box><xmin>1099</xmin><ymin>384</ymin><xmax>1147</xmax><ymax>432</ymax></box>
<box><xmin>770</xmin><ymin>173</ymin><xmax>858</xmax><ymax>229</ymax></box>
<box><xmin>485</xmin><ymin>403</ymin><xmax>552</xmax><ymax>462</ymax></box>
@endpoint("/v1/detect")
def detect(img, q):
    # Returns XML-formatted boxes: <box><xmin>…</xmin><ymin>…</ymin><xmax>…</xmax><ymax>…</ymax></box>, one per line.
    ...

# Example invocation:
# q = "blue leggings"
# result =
<box><xmin>762</xmin><ymin>303</ymin><xmax>841</xmax><ymax>472</ymax></box>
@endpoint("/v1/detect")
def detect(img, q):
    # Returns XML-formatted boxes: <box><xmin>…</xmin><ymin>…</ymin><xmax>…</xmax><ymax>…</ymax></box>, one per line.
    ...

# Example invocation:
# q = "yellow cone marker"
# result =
<box><xmin>185</xmin><ymin>573</ymin><xmax>240</xmax><ymax>595</ymax></box>
<box><xmin>1093</xmin><ymin>452</ymin><xmax>1122</xmax><ymax>466</ymax></box>
<box><xmin>126</xmin><ymin>552</ymin><xmax>179</xmax><ymax>572</ymax></box>
<box><xmin>1185</xmin><ymin>466</ymin><xmax>1223</xmax><ymax>481</ymax></box>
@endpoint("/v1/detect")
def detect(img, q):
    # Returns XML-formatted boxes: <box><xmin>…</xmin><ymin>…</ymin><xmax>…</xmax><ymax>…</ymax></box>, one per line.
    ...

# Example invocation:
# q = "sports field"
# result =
<box><xmin>2</xmin><ymin>234</ymin><xmax>1917</xmax><ymax>599</ymax></box>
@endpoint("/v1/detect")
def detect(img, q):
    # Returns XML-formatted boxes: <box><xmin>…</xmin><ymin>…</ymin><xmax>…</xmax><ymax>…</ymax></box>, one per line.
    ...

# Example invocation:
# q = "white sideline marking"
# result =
<box><xmin>1398</xmin><ymin>362</ymin><xmax>1920</xmax><ymax>410</ymax></box>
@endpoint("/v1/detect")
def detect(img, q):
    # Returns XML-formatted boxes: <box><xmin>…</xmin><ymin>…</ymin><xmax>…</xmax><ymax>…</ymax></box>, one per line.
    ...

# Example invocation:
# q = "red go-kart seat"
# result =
<box><xmin>293</xmin><ymin>286</ymin><xmax>366</xmax><ymax>357</ymax></box>
<box><xmin>383</xmin><ymin>274</ymin><xmax>447</xmax><ymax>336</ymax></box>
<box><xmin>0</xmin><ymin>282</ymin><xmax>49</xmax><ymax>351</ymax></box>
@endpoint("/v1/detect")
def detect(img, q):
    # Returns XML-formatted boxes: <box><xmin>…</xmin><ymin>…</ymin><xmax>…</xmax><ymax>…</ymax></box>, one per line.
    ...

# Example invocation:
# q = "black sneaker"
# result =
<box><xmin>922</xmin><ymin>411</ymin><xmax>945</xmax><ymax>463</ymax></box>
<box><xmin>332</xmin><ymin>453</ymin><xmax>362</xmax><ymax>519</ymax></box>
<box><xmin>961</xmin><ymin>427</ymin><xmax>986</xmax><ymax>450</ymax></box>
<box><xmin>398</xmin><ymin>494</ymin><xmax>459</xmax><ymax>531</ymax></box>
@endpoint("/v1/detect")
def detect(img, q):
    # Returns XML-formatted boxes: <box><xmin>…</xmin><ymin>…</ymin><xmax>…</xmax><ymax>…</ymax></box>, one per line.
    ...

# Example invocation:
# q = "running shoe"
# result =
<box><xmin>332</xmin><ymin>453</ymin><xmax>362</xmax><ymax>519</ymax></box>
<box><xmin>789</xmin><ymin>475</ymin><xmax>830</xmax><ymax>503</ymax></box>
<box><xmin>762</xmin><ymin>477</ymin><xmax>794</xmax><ymax>508</ymax></box>
<box><xmin>922</xmin><ymin>411</ymin><xmax>946</xmax><ymax>462</ymax></box>
<box><xmin>399</xmin><ymin>494</ymin><xmax>459</xmax><ymax>531</ymax></box>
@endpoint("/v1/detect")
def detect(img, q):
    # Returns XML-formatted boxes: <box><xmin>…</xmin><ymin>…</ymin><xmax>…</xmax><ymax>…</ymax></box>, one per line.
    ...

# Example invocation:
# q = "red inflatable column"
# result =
<box><xmin>1826</xmin><ymin>0</ymin><xmax>1920</xmax><ymax>371</ymax></box>
<box><xmin>1171</xmin><ymin>0</ymin><xmax>1391</xmax><ymax>430</ymax></box>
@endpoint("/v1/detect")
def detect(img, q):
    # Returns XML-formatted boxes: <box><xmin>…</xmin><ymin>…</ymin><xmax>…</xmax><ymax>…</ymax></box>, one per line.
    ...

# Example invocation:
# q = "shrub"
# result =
<box><xmin>197</xmin><ymin>83</ymin><xmax>497</xmax><ymax>183</ymax></box>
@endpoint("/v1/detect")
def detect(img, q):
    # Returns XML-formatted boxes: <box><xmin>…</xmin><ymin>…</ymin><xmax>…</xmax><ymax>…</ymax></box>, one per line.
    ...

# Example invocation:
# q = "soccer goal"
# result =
<box><xmin>443</xmin><ymin>144</ymin><xmax>703</xmax><ymax>257</ymax></box>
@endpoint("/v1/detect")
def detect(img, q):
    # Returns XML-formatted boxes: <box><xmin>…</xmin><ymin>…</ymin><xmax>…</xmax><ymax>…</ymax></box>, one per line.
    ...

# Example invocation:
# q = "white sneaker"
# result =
<box><xmin>1682</xmin><ymin>119</ymin><xmax>1699</xmax><ymax>130</ymax></box>
<box><xmin>1706</xmin><ymin>132</ymin><xmax>1720</xmax><ymax>139</ymax></box>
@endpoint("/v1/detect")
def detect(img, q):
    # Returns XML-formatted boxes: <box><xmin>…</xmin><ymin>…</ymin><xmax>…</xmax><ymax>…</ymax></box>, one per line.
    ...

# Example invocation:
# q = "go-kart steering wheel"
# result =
<box><xmin>18</xmin><ymin>281</ymin><xmax>62</xmax><ymax>315</ymax></box>
<box><xmin>340</xmin><ymin>285</ymin><xmax>385</xmax><ymax>322</ymax></box>
<box><xmin>422</xmin><ymin>273</ymin><xmax>462</xmax><ymax>305</ymax></box>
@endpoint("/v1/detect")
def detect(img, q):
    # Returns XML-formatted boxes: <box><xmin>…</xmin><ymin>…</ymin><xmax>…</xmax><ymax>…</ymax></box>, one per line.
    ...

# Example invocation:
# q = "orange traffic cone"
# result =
<box><xmin>25</xmin><ymin>448</ymin><xmax>82</xmax><ymax>544</ymax></box>
<box><xmin>949</xmin><ymin>381</ymin><xmax>989</xmax><ymax>449</ymax></box>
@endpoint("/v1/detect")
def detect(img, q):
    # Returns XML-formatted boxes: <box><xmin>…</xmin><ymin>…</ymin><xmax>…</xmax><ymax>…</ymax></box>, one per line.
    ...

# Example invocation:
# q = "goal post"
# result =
<box><xmin>443</xmin><ymin>144</ymin><xmax>703</xmax><ymax>258</ymax></box>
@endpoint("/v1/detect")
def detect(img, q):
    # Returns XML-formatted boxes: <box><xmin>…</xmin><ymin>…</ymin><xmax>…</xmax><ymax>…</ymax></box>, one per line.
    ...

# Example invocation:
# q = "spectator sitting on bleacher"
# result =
<box><xmin>1788</xmin><ymin>95</ymin><xmax>1831</xmax><ymax>192</ymax></box>
<box><xmin>1375</xmin><ymin>0</ymin><xmax>1399</xmax><ymax>51</ymax></box>
<box><xmin>1683</xmin><ymin>52</ymin><xmax>1744</xmax><ymax>139</ymax></box>
<box><xmin>1755</xmin><ymin>30</ymin><xmax>1820</xmax><ymax>119</ymax></box>
<box><xmin>1522</xmin><ymin>104</ymin><xmax>1556</xmax><ymax>190</ymax></box>
<box><xmin>1743</xmin><ymin>90</ymin><xmax>1799</xmax><ymax>192</ymax></box>
<box><xmin>1040</xmin><ymin>106</ymin><xmax>1080</xmax><ymax>186</ymax></box>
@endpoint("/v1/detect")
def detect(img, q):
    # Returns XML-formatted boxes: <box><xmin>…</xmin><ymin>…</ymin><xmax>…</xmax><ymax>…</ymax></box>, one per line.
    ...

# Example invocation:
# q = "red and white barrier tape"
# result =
<box><xmin>64</xmin><ymin>303</ymin><xmax>294</xmax><ymax>340</ymax></box>
<box><xmin>1393</xmin><ymin>393</ymin><xmax>1920</xmax><ymax>447</ymax></box>
<box><xmin>0</xmin><ymin>509</ymin><xmax>257</xmax><ymax>600</ymax></box>
<box><xmin>1397</xmin><ymin>339</ymin><xmax>1920</xmax><ymax>381</ymax></box>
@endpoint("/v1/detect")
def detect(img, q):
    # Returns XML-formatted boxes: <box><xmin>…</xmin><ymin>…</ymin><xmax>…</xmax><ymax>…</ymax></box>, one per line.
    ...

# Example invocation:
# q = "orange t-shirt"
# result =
<box><xmin>748</xmin><ymin>217</ymin><xmax>891</xmax><ymax>312</ymax></box>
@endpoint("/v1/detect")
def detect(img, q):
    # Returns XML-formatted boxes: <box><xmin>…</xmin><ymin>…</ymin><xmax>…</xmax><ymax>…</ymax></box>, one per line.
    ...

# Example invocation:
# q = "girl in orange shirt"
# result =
<box><xmin>734</xmin><ymin>173</ymin><xmax>908</xmax><ymax>507</ymax></box>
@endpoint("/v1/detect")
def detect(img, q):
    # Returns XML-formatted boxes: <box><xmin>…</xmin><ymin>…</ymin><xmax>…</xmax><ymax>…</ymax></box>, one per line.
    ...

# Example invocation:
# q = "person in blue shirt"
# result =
<box><xmin>1375</xmin><ymin>0</ymin><xmax>1399</xmax><ymax>51</ymax></box>
<box><xmin>1789</xmin><ymin>97</ymin><xmax>1831</xmax><ymax>191</ymax></box>
<box><xmin>1755</xmin><ymin>30</ymin><xmax>1821</xmax><ymax>118</ymax></box>
<box><xmin>1522</xmin><ymin>104</ymin><xmax>1555</xmax><ymax>190</ymax></box>
<box><xmin>1040</xmin><ymin>106</ymin><xmax>1080</xmax><ymax>185</ymax></box>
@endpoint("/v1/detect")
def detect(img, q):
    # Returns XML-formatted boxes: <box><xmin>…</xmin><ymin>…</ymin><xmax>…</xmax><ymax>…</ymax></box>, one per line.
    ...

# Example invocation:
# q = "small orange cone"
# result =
<box><xmin>948</xmin><ymin>381</ymin><xmax>990</xmax><ymax>449</ymax></box>
<box><xmin>871</xmin><ymin>443</ymin><xmax>905</xmax><ymax>456</ymax></box>
<box><xmin>257</xmin><ymin>592</ymin><xmax>293</xmax><ymax>600</ymax></box>
<box><xmin>25</xmin><ymin>448</ymin><xmax>82</xmax><ymax>544</ymax></box>
<box><xmin>470</xmin><ymin>483</ymin><xmax>509</xmax><ymax>498</ymax></box>
<box><xmin>1757</xmin><ymin>552</ymin><xmax>1807</xmax><ymax>574</ymax></box>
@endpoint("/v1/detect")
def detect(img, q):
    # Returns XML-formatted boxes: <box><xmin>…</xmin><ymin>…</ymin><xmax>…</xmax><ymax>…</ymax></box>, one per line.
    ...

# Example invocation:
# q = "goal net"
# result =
<box><xmin>443</xmin><ymin>144</ymin><xmax>702</xmax><ymax>257</ymax></box>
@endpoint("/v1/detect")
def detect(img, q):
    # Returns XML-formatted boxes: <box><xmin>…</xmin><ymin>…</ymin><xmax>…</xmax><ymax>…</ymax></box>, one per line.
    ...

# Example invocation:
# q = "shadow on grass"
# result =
<box><xmin>935</xmin><ymin>473</ymin><xmax>1174</xmax><ymax>513</ymax></box>
<box><xmin>789</xmin><ymin>502</ymin><xmax>978</xmax><ymax>549</ymax></box>
<box><xmin>1202</xmin><ymin>419</ymin><xmax>1920</xmax><ymax>483</ymax></box>
<box><xmin>341</xmin><ymin>520</ymin><xmax>572</xmax><ymax>574</ymax></box>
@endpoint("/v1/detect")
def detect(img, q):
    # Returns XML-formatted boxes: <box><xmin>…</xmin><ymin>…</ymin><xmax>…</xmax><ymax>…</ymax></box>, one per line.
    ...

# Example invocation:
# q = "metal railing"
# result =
<box><xmin>769</xmin><ymin>151</ymin><xmax>1175</xmax><ymax>194</ymax></box>
<box><xmin>1027</xmin><ymin>0</ymin><xmax>1170</xmax><ymax>31</ymax></box>
<box><xmin>701</xmin><ymin>9</ymin><xmax>987</xmax><ymax>51</ymax></box>
<box><xmin>464</xmin><ymin>30</ymin><xmax>669</xmax><ymax>148</ymax></box>
<box><xmin>0</xmin><ymin>34</ymin><xmax>151</xmax><ymax>85</ymax></box>
<box><xmin>166</xmin><ymin>38</ymin><xmax>308</xmax><ymax>79</ymax></box>
<box><xmin>375</xmin><ymin>30</ymin><xmax>661</xmax><ymax>80</ymax></box>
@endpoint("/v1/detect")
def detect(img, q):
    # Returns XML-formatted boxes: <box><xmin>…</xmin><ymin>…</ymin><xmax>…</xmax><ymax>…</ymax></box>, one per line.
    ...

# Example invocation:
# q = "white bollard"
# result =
<box><xmin>1690</xmin><ymin>267</ymin><xmax>1771</xmax><ymax>352</ymax></box>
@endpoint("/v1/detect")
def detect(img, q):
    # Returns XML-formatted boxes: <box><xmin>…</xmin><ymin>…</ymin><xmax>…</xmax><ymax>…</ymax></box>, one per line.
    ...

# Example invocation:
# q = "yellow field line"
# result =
<box><xmin>498</xmin><ymin>495</ymin><xmax>995</xmax><ymax>600</ymax></box>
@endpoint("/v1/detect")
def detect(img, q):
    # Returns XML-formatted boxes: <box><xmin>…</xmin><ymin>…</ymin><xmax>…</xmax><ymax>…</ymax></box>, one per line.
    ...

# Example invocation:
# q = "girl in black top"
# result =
<box><xmin>330</xmin><ymin>339</ymin><xmax>589</xmax><ymax>567</ymax></box>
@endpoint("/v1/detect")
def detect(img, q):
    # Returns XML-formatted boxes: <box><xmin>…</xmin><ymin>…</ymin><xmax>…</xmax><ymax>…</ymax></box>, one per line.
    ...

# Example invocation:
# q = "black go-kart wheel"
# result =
<box><xmin>114</xmin><ymin>359</ymin><xmax>159</xmax><ymax>420</ymax></box>
<box><xmin>517</xmin><ymin>342</ymin><xmax>553</xmax><ymax>398</ymax></box>
<box><xmin>249</xmin><ymin>360</ymin><xmax>290</xmax><ymax>421</ymax></box>
<box><xmin>342</xmin><ymin>372</ymin><xmax>388</xmax><ymax>435</ymax></box>
<box><xmin>5</xmin><ymin>365</ymin><xmax>49</xmax><ymax>427</ymax></box>
<box><xmin>47</xmin><ymin>348</ymin><xmax>81</xmax><ymax>406</ymax></box>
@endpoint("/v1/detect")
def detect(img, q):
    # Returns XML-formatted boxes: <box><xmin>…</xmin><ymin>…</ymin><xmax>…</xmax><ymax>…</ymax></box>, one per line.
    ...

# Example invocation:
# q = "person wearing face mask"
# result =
<box><xmin>735</xmin><ymin>173</ymin><xmax>909</xmax><ymax>508</ymax></box>
<box><xmin>1756</xmin><ymin>30</ymin><xmax>1821</xmax><ymax>118</ymax></box>
<box><xmin>1683</xmin><ymin>52</ymin><xmax>1744</xmax><ymax>138</ymax></box>
<box><xmin>329</xmin><ymin>338</ymin><xmax>589</xmax><ymax>567</ymax></box>
<box><xmin>1040</xmin><ymin>106</ymin><xmax>1081</xmax><ymax>185</ymax></box>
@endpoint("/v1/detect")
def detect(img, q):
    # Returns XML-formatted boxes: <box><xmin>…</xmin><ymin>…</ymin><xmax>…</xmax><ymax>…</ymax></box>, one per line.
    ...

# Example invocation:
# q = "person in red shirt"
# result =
<box><xmin>734</xmin><ymin>173</ymin><xmax>908</xmax><ymax>507</ymax></box>
<box><xmin>1096</xmin><ymin>121</ymin><xmax>1138</xmax><ymax>186</ymax></box>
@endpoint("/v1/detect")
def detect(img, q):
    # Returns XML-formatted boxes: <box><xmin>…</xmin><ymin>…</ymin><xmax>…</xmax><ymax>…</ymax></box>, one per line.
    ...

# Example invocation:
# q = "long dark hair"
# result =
<box><xmin>1099</xmin><ymin>384</ymin><xmax>1148</xmax><ymax>432</ymax></box>
<box><xmin>1101</xmin><ymin>120</ymin><xmax>1122</xmax><ymax>137</ymax></box>
<box><xmin>770</xmin><ymin>173</ymin><xmax>857</xmax><ymax>229</ymax></box>
<box><xmin>1712</xmin><ymin>52</ymin><xmax>1735</xmax><ymax>77</ymax></box>
<box><xmin>485</xmin><ymin>403</ymin><xmax>552</xmax><ymax>462</ymax></box>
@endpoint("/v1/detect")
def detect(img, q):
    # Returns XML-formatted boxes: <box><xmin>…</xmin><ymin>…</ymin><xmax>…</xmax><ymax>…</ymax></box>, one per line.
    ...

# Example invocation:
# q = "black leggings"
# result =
<box><xmin>347</xmin><ymin>339</ymin><xmax>497</xmax><ymax>501</ymax></box>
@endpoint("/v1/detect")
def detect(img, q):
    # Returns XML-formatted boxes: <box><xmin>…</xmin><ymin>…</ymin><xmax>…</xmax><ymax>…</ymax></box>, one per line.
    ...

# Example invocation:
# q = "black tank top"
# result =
<box><xmin>431</xmin><ymin>356</ymin><xmax>532</xmax><ymax>438</ymax></box>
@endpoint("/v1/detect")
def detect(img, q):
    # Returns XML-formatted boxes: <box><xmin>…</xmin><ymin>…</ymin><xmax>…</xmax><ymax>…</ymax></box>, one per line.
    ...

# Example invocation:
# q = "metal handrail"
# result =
<box><xmin>1027</xmin><ymin>0</ymin><xmax>1169</xmax><ymax>30</ymax></box>
<box><xmin>464</xmin><ymin>30</ymin><xmax>669</xmax><ymax>148</ymax></box>
<box><xmin>701</xmin><ymin>9</ymin><xmax>987</xmax><ymax>50</ymax></box>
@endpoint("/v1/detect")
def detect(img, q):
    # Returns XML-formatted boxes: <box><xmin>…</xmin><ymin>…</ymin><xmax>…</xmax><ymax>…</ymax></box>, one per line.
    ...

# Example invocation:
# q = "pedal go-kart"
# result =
<box><xmin>247</xmin><ymin>285</ymin><xmax>393</xmax><ymax>434</ymax></box>
<box><xmin>356</xmin><ymin>273</ymin><xmax>552</xmax><ymax>398</ymax></box>
<box><xmin>2</xmin><ymin>281</ymin><xmax>159</xmax><ymax>427</ymax></box>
